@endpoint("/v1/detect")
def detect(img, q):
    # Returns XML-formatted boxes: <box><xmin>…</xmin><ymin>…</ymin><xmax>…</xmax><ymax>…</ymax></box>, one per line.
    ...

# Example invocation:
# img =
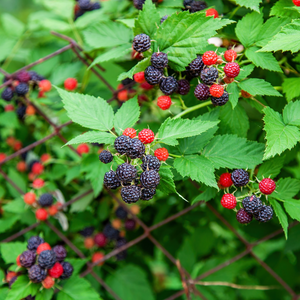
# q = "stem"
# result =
<box><xmin>178</xmin><ymin>96</ymin><xmax>187</xmax><ymax>110</ymax></box>
<box><xmin>109</xmin><ymin>130</ymin><xmax>117</xmax><ymax>137</ymax></box>
<box><xmin>229</xmin><ymin>6</ymin><xmax>240</xmax><ymax>19</ymax></box>
<box><xmin>239</xmin><ymin>60</ymin><xmax>251</xmax><ymax>66</ymax></box>
<box><xmin>169</xmin><ymin>153</ymin><xmax>182</xmax><ymax>158</ymax></box>
<box><xmin>68</xmin><ymin>17</ymin><xmax>83</xmax><ymax>47</ymax></box>
<box><xmin>173</xmin><ymin>100</ymin><xmax>212</xmax><ymax>119</ymax></box>
<box><xmin>251</xmin><ymin>97</ymin><xmax>266</xmax><ymax>108</ymax></box>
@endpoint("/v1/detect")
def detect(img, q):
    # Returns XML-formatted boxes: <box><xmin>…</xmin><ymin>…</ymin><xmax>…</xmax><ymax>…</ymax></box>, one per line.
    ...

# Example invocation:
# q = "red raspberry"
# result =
<box><xmin>123</xmin><ymin>128</ymin><xmax>136</xmax><ymax>138</ymax></box>
<box><xmin>223</xmin><ymin>77</ymin><xmax>234</xmax><ymax>84</ymax></box>
<box><xmin>224</xmin><ymin>49</ymin><xmax>237</xmax><ymax>62</ymax></box>
<box><xmin>16</xmin><ymin>255</ymin><xmax>21</xmax><ymax>267</ymax></box>
<box><xmin>221</xmin><ymin>194</ymin><xmax>236</xmax><ymax>209</ymax></box>
<box><xmin>206</xmin><ymin>8</ymin><xmax>219</xmax><ymax>18</ymax></box>
<box><xmin>138</xmin><ymin>129</ymin><xmax>155</xmax><ymax>144</ymax></box>
<box><xmin>48</xmin><ymin>205</ymin><xmax>58</xmax><ymax>216</ymax></box>
<box><xmin>293</xmin><ymin>0</ymin><xmax>300</xmax><ymax>6</ymax></box>
<box><xmin>36</xmin><ymin>208</ymin><xmax>48</xmax><ymax>221</ymax></box>
<box><xmin>41</xmin><ymin>153</ymin><xmax>51</xmax><ymax>163</ymax></box>
<box><xmin>154</xmin><ymin>148</ymin><xmax>169</xmax><ymax>161</ymax></box>
<box><xmin>37</xmin><ymin>243</ymin><xmax>51</xmax><ymax>254</ymax></box>
<box><xmin>28</xmin><ymin>173</ymin><xmax>35</xmax><ymax>181</ymax></box>
<box><xmin>224</xmin><ymin>62</ymin><xmax>240</xmax><ymax>78</ymax></box>
<box><xmin>24</xmin><ymin>192</ymin><xmax>36</xmax><ymax>205</ymax></box>
<box><xmin>17</xmin><ymin>161</ymin><xmax>27</xmax><ymax>172</ymax></box>
<box><xmin>202</xmin><ymin>51</ymin><xmax>218</xmax><ymax>66</ymax></box>
<box><xmin>140</xmin><ymin>82</ymin><xmax>154</xmax><ymax>90</ymax></box>
<box><xmin>157</xmin><ymin>95</ymin><xmax>172</xmax><ymax>110</ymax></box>
<box><xmin>32</xmin><ymin>178</ymin><xmax>45</xmax><ymax>189</ymax></box>
<box><xmin>5</xmin><ymin>104</ymin><xmax>14</xmax><ymax>112</ymax></box>
<box><xmin>39</xmin><ymin>80</ymin><xmax>52</xmax><ymax>92</ymax></box>
<box><xmin>94</xmin><ymin>233</ymin><xmax>107</xmax><ymax>247</ymax></box>
<box><xmin>219</xmin><ymin>173</ymin><xmax>233</xmax><ymax>188</ymax></box>
<box><xmin>210</xmin><ymin>84</ymin><xmax>224</xmax><ymax>98</ymax></box>
<box><xmin>84</xmin><ymin>237</ymin><xmax>95</xmax><ymax>249</ymax></box>
<box><xmin>92</xmin><ymin>252</ymin><xmax>105</xmax><ymax>266</ymax></box>
<box><xmin>117</xmin><ymin>89</ymin><xmax>128</xmax><ymax>102</ymax></box>
<box><xmin>259</xmin><ymin>178</ymin><xmax>276</xmax><ymax>195</ymax></box>
<box><xmin>42</xmin><ymin>276</ymin><xmax>55</xmax><ymax>289</ymax></box>
<box><xmin>48</xmin><ymin>262</ymin><xmax>63</xmax><ymax>278</ymax></box>
<box><xmin>64</xmin><ymin>78</ymin><xmax>78</xmax><ymax>91</ymax></box>
<box><xmin>0</xmin><ymin>153</ymin><xmax>6</xmax><ymax>162</ymax></box>
<box><xmin>32</xmin><ymin>162</ymin><xmax>44</xmax><ymax>175</ymax></box>
<box><xmin>133</xmin><ymin>72</ymin><xmax>145</xmax><ymax>83</ymax></box>
<box><xmin>6</xmin><ymin>271</ymin><xmax>17</xmax><ymax>283</ymax></box>
<box><xmin>77</xmin><ymin>143</ymin><xmax>89</xmax><ymax>154</ymax></box>
<box><xmin>26</xmin><ymin>105</ymin><xmax>35</xmax><ymax>116</ymax></box>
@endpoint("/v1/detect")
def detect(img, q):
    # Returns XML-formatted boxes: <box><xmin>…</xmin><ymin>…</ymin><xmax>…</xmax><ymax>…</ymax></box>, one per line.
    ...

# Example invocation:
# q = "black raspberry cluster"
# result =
<box><xmin>74</xmin><ymin>0</ymin><xmax>101</xmax><ymax>20</ymax></box>
<box><xmin>1</xmin><ymin>70</ymin><xmax>52</xmax><ymax>120</ymax></box>
<box><xmin>15</xmin><ymin>236</ymin><xmax>73</xmax><ymax>290</ymax></box>
<box><xmin>218</xmin><ymin>169</ymin><xmax>276</xmax><ymax>224</ymax></box>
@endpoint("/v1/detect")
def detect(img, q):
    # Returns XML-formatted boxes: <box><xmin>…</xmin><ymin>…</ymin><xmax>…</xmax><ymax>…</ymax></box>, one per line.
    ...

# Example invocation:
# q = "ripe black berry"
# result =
<box><xmin>140</xmin><ymin>170</ymin><xmax>160</xmax><ymax>188</ymax></box>
<box><xmin>140</xmin><ymin>188</ymin><xmax>156</xmax><ymax>200</ymax></box>
<box><xmin>19</xmin><ymin>250</ymin><xmax>36</xmax><ymax>268</ymax></box>
<box><xmin>194</xmin><ymin>83</ymin><xmax>210</xmax><ymax>100</ymax></box>
<box><xmin>79</xmin><ymin>226</ymin><xmax>94</xmax><ymax>237</ymax></box>
<box><xmin>133</xmin><ymin>34</ymin><xmax>151</xmax><ymax>53</ymax></box>
<box><xmin>28</xmin><ymin>265</ymin><xmax>47</xmax><ymax>283</ymax></box>
<box><xmin>133</xmin><ymin>0</ymin><xmax>145</xmax><ymax>10</ymax></box>
<box><xmin>144</xmin><ymin>66</ymin><xmax>163</xmax><ymax>85</ymax></box>
<box><xmin>121</xmin><ymin>185</ymin><xmax>141</xmax><ymax>203</ymax></box>
<box><xmin>189</xmin><ymin>0</ymin><xmax>207</xmax><ymax>12</ymax></box>
<box><xmin>104</xmin><ymin>170</ymin><xmax>121</xmax><ymax>189</ymax></box>
<box><xmin>78</xmin><ymin>0</ymin><xmax>92</xmax><ymax>10</ymax></box>
<box><xmin>231</xmin><ymin>169</ymin><xmax>249</xmax><ymax>187</ymax></box>
<box><xmin>211</xmin><ymin>91</ymin><xmax>229</xmax><ymax>106</ymax></box>
<box><xmin>114</xmin><ymin>135</ymin><xmax>131</xmax><ymax>154</ymax></box>
<box><xmin>160</xmin><ymin>15</ymin><xmax>168</xmax><ymax>23</ymax></box>
<box><xmin>125</xmin><ymin>219</ymin><xmax>136</xmax><ymax>230</ymax></box>
<box><xmin>28</xmin><ymin>71</ymin><xmax>44</xmax><ymax>82</ymax></box>
<box><xmin>15</xmin><ymin>83</ymin><xmax>29</xmax><ymax>96</ymax></box>
<box><xmin>16</xmin><ymin>71</ymin><xmax>31</xmax><ymax>83</ymax></box>
<box><xmin>242</xmin><ymin>195</ymin><xmax>263</xmax><ymax>214</ymax></box>
<box><xmin>91</xmin><ymin>2</ymin><xmax>101</xmax><ymax>10</ymax></box>
<box><xmin>116</xmin><ymin>163</ymin><xmax>137</xmax><ymax>183</ymax></box>
<box><xmin>103</xmin><ymin>223</ymin><xmax>120</xmax><ymax>240</ymax></box>
<box><xmin>200</xmin><ymin>67</ymin><xmax>219</xmax><ymax>85</ymax></box>
<box><xmin>177</xmin><ymin>79</ymin><xmax>190</xmax><ymax>95</ymax></box>
<box><xmin>254</xmin><ymin>205</ymin><xmax>273</xmax><ymax>223</ymax></box>
<box><xmin>16</xmin><ymin>105</ymin><xmax>26</xmax><ymax>120</ymax></box>
<box><xmin>53</xmin><ymin>245</ymin><xmax>67</xmax><ymax>262</ymax></box>
<box><xmin>159</xmin><ymin>76</ymin><xmax>178</xmax><ymax>95</ymax></box>
<box><xmin>122</xmin><ymin>78</ymin><xmax>135</xmax><ymax>86</ymax></box>
<box><xmin>115</xmin><ymin>238</ymin><xmax>127</xmax><ymax>260</ymax></box>
<box><xmin>141</xmin><ymin>155</ymin><xmax>160</xmax><ymax>171</ymax></box>
<box><xmin>60</xmin><ymin>262</ymin><xmax>74</xmax><ymax>279</ymax></box>
<box><xmin>183</xmin><ymin>0</ymin><xmax>193</xmax><ymax>9</ymax></box>
<box><xmin>27</xmin><ymin>236</ymin><xmax>44</xmax><ymax>251</ymax></box>
<box><xmin>187</xmin><ymin>55</ymin><xmax>204</xmax><ymax>78</ymax></box>
<box><xmin>38</xmin><ymin>193</ymin><xmax>53</xmax><ymax>207</ymax></box>
<box><xmin>38</xmin><ymin>250</ymin><xmax>56</xmax><ymax>269</ymax></box>
<box><xmin>151</xmin><ymin>52</ymin><xmax>168</xmax><ymax>69</ymax></box>
<box><xmin>236</xmin><ymin>209</ymin><xmax>253</xmax><ymax>224</ymax></box>
<box><xmin>1</xmin><ymin>87</ymin><xmax>14</xmax><ymax>101</ymax></box>
<box><xmin>99</xmin><ymin>150</ymin><xmax>113</xmax><ymax>164</ymax></box>
<box><xmin>115</xmin><ymin>206</ymin><xmax>128</xmax><ymax>219</ymax></box>
<box><xmin>127</xmin><ymin>139</ymin><xmax>145</xmax><ymax>159</ymax></box>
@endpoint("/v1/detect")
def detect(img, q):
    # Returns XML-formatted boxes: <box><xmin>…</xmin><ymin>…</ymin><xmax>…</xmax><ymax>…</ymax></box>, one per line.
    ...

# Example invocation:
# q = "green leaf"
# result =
<box><xmin>114</xmin><ymin>97</ymin><xmax>140</xmax><ymax>135</ymax></box>
<box><xmin>57</xmin><ymin>88</ymin><xmax>114</xmax><ymax>131</ymax></box>
<box><xmin>66</xmin><ymin>131</ymin><xmax>116</xmax><ymax>146</ymax></box>
<box><xmin>235</xmin><ymin>12</ymin><xmax>263</xmax><ymax>48</ymax></box>
<box><xmin>156</xmin><ymin>11</ymin><xmax>234</xmax><ymax>70</ymax></box>
<box><xmin>256</xmin><ymin>17</ymin><xmax>291</xmax><ymax>48</ymax></box>
<box><xmin>6</xmin><ymin>169</ymin><xmax>26</xmax><ymax>197</ymax></box>
<box><xmin>284</xmin><ymin>199</ymin><xmax>300</xmax><ymax>222</ymax></box>
<box><xmin>4</xmin><ymin>198</ymin><xmax>25</xmax><ymax>214</ymax></box>
<box><xmin>282</xmin><ymin>78</ymin><xmax>300</xmax><ymax>102</ymax></box>
<box><xmin>0</xmin><ymin>215</ymin><xmax>20</xmax><ymax>234</ymax></box>
<box><xmin>0</xmin><ymin>112</ymin><xmax>19</xmax><ymax>129</ymax></box>
<box><xmin>232</xmin><ymin>0</ymin><xmax>262</xmax><ymax>12</ymax></box>
<box><xmin>70</xmin><ymin>187</ymin><xmax>94</xmax><ymax>213</ymax></box>
<box><xmin>257</xmin><ymin>156</ymin><xmax>285</xmax><ymax>179</ymax></box>
<box><xmin>263</xmin><ymin>107</ymin><xmax>300</xmax><ymax>159</ymax></box>
<box><xmin>5</xmin><ymin>276</ymin><xmax>33</xmax><ymax>300</ymax></box>
<box><xmin>235</xmin><ymin>64</ymin><xmax>255</xmax><ymax>81</ymax></box>
<box><xmin>2</xmin><ymin>14</ymin><xmax>24</xmax><ymax>37</ymax></box>
<box><xmin>270</xmin><ymin>0</ymin><xmax>300</xmax><ymax>19</ymax></box>
<box><xmin>238</xmin><ymin>78</ymin><xmax>282</xmax><ymax>97</ymax></box>
<box><xmin>202</xmin><ymin>134</ymin><xmax>264</xmax><ymax>169</ymax></box>
<box><xmin>274</xmin><ymin>178</ymin><xmax>300</xmax><ymax>200</ymax></box>
<box><xmin>134</xmin><ymin>0</ymin><xmax>161</xmax><ymax>37</ymax></box>
<box><xmin>157</xmin><ymin>117</ymin><xmax>219</xmax><ymax>146</ymax></box>
<box><xmin>157</xmin><ymin>165</ymin><xmax>176</xmax><ymax>195</ymax></box>
<box><xmin>259</xmin><ymin>20</ymin><xmax>300</xmax><ymax>53</ymax></box>
<box><xmin>83</xmin><ymin>22</ymin><xmax>132</xmax><ymax>50</ymax></box>
<box><xmin>245</xmin><ymin>47</ymin><xmax>282</xmax><ymax>73</ymax></box>
<box><xmin>38</xmin><ymin>0</ymin><xmax>74</xmax><ymax>20</ymax></box>
<box><xmin>75</xmin><ymin>10</ymin><xmax>109</xmax><ymax>29</ymax></box>
<box><xmin>65</xmin><ymin>258</ymin><xmax>89</xmax><ymax>276</ymax></box>
<box><xmin>58</xmin><ymin>277</ymin><xmax>101</xmax><ymax>300</ymax></box>
<box><xmin>118</xmin><ymin>57</ymin><xmax>151</xmax><ymax>81</ymax></box>
<box><xmin>0</xmin><ymin>242</ymin><xmax>26</xmax><ymax>264</ymax></box>
<box><xmin>50</xmin><ymin>62</ymin><xmax>82</xmax><ymax>85</ymax></box>
<box><xmin>283</xmin><ymin>100</ymin><xmax>300</xmax><ymax>126</ymax></box>
<box><xmin>269</xmin><ymin>198</ymin><xmax>288</xmax><ymax>239</ymax></box>
<box><xmin>227</xmin><ymin>82</ymin><xmax>240</xmax><ymax>109</ymax></box>
<box><xmin>192</xmin><ymin>186</ymin><xmax>217</xmax><ymax>204</ymax></box>
<box><xmin>106</xmin><ymin>265</ymin><xmax>155</xmax><ymax>300</ymax></box>
<box><xmin>174</xmin><ymin>155</ymin><xmax>217</xmax><ymax>188</ymax></box>
<box><xmin>35</xmin><ymin>289</ymin><xmax>54</xmax><ymax>300</ymax></box>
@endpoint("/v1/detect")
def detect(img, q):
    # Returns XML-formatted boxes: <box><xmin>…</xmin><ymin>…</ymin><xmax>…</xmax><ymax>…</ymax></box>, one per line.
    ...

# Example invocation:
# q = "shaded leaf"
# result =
<box><xmin>66</xmin><ymin>131</ymin><xmax>116</xmax><ymax>146</ymax></box>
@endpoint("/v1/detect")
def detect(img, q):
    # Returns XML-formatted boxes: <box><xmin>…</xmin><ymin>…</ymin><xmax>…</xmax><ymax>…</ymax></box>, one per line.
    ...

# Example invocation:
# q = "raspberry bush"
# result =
<box><xmin>1</xmin><ymin>0</ymin><xmax>300</xmax><ymax>299</ymax></box>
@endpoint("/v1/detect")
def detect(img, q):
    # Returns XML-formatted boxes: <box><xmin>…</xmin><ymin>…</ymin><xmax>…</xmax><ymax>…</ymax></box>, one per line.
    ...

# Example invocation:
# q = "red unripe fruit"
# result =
<box><xmin>6</xmin><ymin>136</ymin><xmax>16</xmax><ymax>147</ymax></box>
<box><xmin>221</xmin><ymin>194</ymin><xmax>237</xmax><ymax>209</ymax></box>
<box><xmin>206</xmin><ymin>8</ymin><xmax>219</xmax><ymax>18</ymax></box>
<box><xmin>39</xmin><ymin>80</ymin><xmax>52</xmax><ymax>92</ymax></box>
<box><xmin>154</xmin><ymin>148</ymin><xmax>169</xmax><ymax>161</ymax></box>
<box><xmin>157</xmin><ymin>95</ymin><xmax>172</xmax><ymax>110</ymax></box>
<box><xmin>28</xmin><ymin>173</ymin><xmax>35</xmax><ymax>181</ymax></box>
<box><xmin>36</xmin><ymin>208</ymin><xmax>48</xmax><ymax>221</ymax></box>
<box><xmin>48</xmin><ymin>205</ymin><xmax>58</xmax><ymax>216</ymax></box>
<box><xmin>13</xmin><ymin>141</ymin><xmax>22</xmax><ymax>151</ymax></box>
<box><xmin>17</xmin><ymin>161</ymin><xmax>27</xmax><ymax>172</ymax></box>
<box><xmin>133</xmin><ymin>72</ymin><xmax>145</xmax><ymax>83</ymax></box>
<box><xmin>24</xmin><ymin>192</ymin><xmax>36</xmax><ymax>205</ymax></box>
<box><xmin>84</xmin><ymin>237</ymin><xmax>95</xmax><ymax>249</ymax></box>
<box><xmin>293</xmin><ymin>0</ymin><xmax>300</xmax><ymax>6</ymax></box>
<box><xmin>210</xmin><ymin>84</ymin><xmax>224</xmax><ymax>98</ymax></box>
<box><xmin>64</xmin><ymin>78</ymin><xmax>78</xmax><ymax>91</ymax></box>
<box><xmin>117</xmin><ymin>89</ymin><xmax>128</xmax><ymax>101</ymax></box>
<box><xmin>223</xmin><ymin>77</ymin><xmax>234</xmax><ymax>84</ymax></box>
<box><xmin>32</xmin><ymin>162</ymin><xmax>44</xmax><ymax>175</ymax></box>
<box><xmin>131</xmin><ymin>50</ymin><xmax>143</xmax><ymax>60</ymax></box>
<box><xmin>77</xmin><ymin>143</ymin><xmax>89</xmax><ymax>154</ymax></box>
<box><xmin>224</xmin><ymin>49</ymin><xmax>237</xmax><ymax>62</ymax></box>
<box><xmin>6</xmin><ymin>271</ymin><xmax>17</xmax><ymax>283</ymax></box>
<box><xmin>259</xmin><ymin>178</ymin><xmax>276</xmax><ymax>195</ymax></box>
<box><xmin>38</xmin><ymin>91</ymin><xmax>45</xmax><ymax>98</ymax></box>
<box><xmin>16</xmin><ymin>255</ymin><xmax>21</xmax><ymax>267</ymax></box>
<box><xmin>37</xmin><ymin>243</ymin><xmax>51</xmax><ymax>254</ymax></box>
<box><xmin>219</xmin><ymin>173</ymin><xmax>233</xmax><ymax>188</ymax></box>
<box><xmin>94</xmin><ymin>233</ymin><xmax>107</xmax><ymax>247</ymax></box>
<box><xmin>5</xmin><ymin>104</ymin><xmax>14</xmax><ymax>112</ymax></box>
<box><xmin>123</xmin><ymin>128</ymin><xmax>136</xmax><ymax>138</ymax></box>
<box><xmin>92</xmin><ymin>252</ymin><xmax>105</xmax><ymax>266</ymax></box>
<box><xmin>140</xmin><ymin>82</ymin><xmax>154</xmax><ymax>90</ymax></box>
<box><xmin>41</xmin><ymin>153</ymin><xmax>51</xmax><ymax>163</ymax></box>
<box><xmin>0</xmin><ymin>153</ymin><xmax>6</xmax><ymax>162</ymax></box>
<box><xmin>112</xmin><ymin>219</ymin><xmax>122</xmax><ymax>229</ymax></box>
<box><xmin>138</xmin><ymin>129</ymin><xmax>155</xmax><ymax>144</ymax></box>
<box><xmin>224</xmin><ymin>62</ymin><xmax>240</xmax><ymax>78</ymax></box>
<box><xmin>32</xmin><ymin>178</ymin><xmax>45</xmax><ymax>188</ymax></box>
<box><xmin>26</xmin><ymin>105</ymin><xmax>36</xmax><ymax>116</ymax></box>
<box><xmin>42</xmin><ymin>276</ymin><xmax>55</xmax><ymax>289</ymax></box>
<box><xmin>202</xmin><ymin>51</ymin><xmax>218</xmax><ymax>66</ymax></box>
<box><xmin>48</xmin><ymin>262</ymin><xmax>64</xmax><ymax>278</ymax></box>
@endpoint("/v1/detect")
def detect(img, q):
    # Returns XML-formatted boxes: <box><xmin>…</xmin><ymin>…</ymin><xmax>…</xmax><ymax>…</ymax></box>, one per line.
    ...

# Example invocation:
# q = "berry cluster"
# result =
<box><xmin>183</xmin><ymin>0</ymin><xmax>207</xmax><ymax>13</ymax></box>
<box><xmin>218</xmin><ymin>170</ymin><xmax>275</xmax><ymax>225</ymax></box>
<box><xmin>101</xmin><ymin>128</ymin><xmax>169</xmax><ymax>203</ymax></box>
<box><xmin>133</xmin><ymin>0</ymin><xmax>163</xmax><ymax>10</ymax></box>
<box><xmin>15</xmin><ymin>236</ymin><xmax>73</xmax><ymax>290</ymax></box>
<box><xmin>74</xmin><ymin>0</ymin><xmax>101</xmax><ymax>20</ymax></box>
